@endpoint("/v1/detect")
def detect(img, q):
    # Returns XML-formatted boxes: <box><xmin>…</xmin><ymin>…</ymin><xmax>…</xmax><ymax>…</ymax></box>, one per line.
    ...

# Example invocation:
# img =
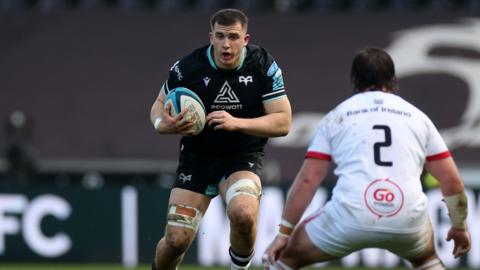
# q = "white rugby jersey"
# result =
<box><xmin>307</xmin><ymin>91</ymin><xmax>450</xmax><ymax>233</ymax></box>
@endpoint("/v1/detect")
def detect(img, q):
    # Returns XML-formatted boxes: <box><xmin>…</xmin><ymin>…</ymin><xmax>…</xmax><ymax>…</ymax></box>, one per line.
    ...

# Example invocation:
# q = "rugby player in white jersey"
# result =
<box><xmin>262</xmin><ymin>47</ymin><xmax>470</xmax><ymax>270</ymax></box>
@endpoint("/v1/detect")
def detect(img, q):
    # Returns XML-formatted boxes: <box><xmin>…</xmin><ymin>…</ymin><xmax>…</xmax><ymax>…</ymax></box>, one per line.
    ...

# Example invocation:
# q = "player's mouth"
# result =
<box><xmin>221</xmin><ymin>52</ymin><xmax>233</xmax><ymax>61</ymax></box>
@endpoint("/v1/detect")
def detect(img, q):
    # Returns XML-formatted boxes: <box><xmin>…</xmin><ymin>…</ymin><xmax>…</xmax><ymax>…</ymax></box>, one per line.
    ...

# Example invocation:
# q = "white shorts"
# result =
<box><xmin>304</xmin><ymin>202</ymin><xmax>433</xmax><ymax>259</ymax></box>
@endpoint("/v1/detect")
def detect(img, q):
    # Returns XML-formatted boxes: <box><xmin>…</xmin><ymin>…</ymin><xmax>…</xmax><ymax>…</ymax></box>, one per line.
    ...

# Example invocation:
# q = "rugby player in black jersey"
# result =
<box><xmin>149</xmin><ymin>8</ymin><xmax>292</xmax><ymax>270</ymax></box>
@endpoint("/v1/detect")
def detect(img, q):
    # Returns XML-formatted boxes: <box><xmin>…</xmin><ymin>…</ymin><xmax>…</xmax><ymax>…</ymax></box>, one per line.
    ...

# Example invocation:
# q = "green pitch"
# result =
<box><xmin>0</xmin><ymin>265</ymin><xmax>472</xmax><ymax>270</ymax></box>
<box><xmin>0</xmin><ymin>265</ymin><xmax>401</xmax><ymax>270</ymax></box>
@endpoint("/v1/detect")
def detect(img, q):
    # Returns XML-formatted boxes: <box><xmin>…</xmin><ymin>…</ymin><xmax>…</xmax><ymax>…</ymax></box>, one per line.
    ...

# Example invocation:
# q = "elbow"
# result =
<box><xmin>275</xmin><ymin>117</ymin><xmax>292</xmax><ymax>137</ymax></box>
<box><xmin>278</xmin><ymin>131</ymin><xmax>289</xmax><ymax>137</ymax></box>
<box><xmin>297</xmin><ymin>174</ymin><xmax>318</xmax><ymax>190</ymax></box>
<box><xmin>276</xmin><ymin>126</ymin><xmax>290</xmax><ymax>137</ymax></box>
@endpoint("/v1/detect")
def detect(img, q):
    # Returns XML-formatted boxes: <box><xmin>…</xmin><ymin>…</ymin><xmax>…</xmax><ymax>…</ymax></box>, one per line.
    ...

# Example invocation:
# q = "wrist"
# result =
<box><xmin>154</xmin><ymin>117</ymin><xmax>162</xmax><ymax>130</ymax></box>
<box><xmin>278</xmin><ymin>218</ymin><xmax>295</xmax><ymax>237</ymax></box>
<box><xmin>444</xmin><ymin>192</ymin><xmax>468</xmax><ymax>230</ymax></box>
<box><xmin>451</xmin><ymin>226</ymin><xmax>467</xmax><ymax>232</ymax></box>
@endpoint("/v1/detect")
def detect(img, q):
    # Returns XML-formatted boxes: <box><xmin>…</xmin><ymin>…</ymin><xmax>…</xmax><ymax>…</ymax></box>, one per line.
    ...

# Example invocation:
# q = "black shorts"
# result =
<box><xmin>173</xmin><ymin>150</ymin><xmax>264</xmax><ymax>197</ymax></box>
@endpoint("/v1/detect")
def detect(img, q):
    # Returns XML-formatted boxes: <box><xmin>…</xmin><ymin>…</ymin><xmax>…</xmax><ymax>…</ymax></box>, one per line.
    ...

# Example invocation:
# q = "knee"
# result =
<box><xmin>162</xmin><ymin>204</ymin><xmax>202</xmax><ymax>255</ymax></box>
<box><xmin>164</xmin><ymin>232</ymin><xmax>192</xmax><ymax>255</ymax></box>
<box><xmin>228</xmin><ymin>203</ymin><xmax>257</xmax><ymax>230</ymax></box>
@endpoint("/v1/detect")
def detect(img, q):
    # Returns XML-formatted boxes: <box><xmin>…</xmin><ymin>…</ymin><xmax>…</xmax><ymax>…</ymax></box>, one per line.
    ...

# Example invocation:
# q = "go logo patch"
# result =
<box><xmin>364</xmin><ymin>178</ymin><xmax>404</xmax><ymax>218</ymax></box>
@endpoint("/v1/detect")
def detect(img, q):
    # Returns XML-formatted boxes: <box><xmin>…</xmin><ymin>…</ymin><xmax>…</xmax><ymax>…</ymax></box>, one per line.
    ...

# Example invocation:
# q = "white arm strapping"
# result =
<box><xmin>154</xmin><ymin>117</ymin><xmax>162</xmax><ymax>130</ymax></box>
<box><xmin>444</xmin><ymin>192</ymin><xmax>468</xmax><ymax>229</ymax></box>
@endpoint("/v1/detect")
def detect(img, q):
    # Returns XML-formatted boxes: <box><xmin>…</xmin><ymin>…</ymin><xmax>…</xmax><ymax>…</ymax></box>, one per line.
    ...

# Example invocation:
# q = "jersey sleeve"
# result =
<box><xmin>305</xmin><ymin>116</ymin><xmax>332</xmax><ymax>161</ymax></box>
<box><xmin>261</xmin><ymin>53</ymin><xmax>287</xmax><ymax>103</ymax></box>
<box><xmin>161</xmin><ymin>60</ymin><xmax>184</xmax><ymax>96</ymax></box>
<box><xmin>425</xmin><ymin>117</ymin><xmax>451</xmax><ymax>161</ymax></box>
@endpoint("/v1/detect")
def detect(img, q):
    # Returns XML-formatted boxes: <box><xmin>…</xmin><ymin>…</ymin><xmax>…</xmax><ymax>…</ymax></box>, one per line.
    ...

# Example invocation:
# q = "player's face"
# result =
<box><xmin>210</xmin><ymin>22</ymin><xmax>249</xmax><ymax>70</ymax></box>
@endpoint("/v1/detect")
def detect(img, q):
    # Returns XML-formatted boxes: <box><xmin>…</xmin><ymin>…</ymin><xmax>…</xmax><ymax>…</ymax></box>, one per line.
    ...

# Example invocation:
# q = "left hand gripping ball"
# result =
<box><xmin>164</xmin><ymin>87</ymin><xmax>206</xmax><ymax>135</ymax></box>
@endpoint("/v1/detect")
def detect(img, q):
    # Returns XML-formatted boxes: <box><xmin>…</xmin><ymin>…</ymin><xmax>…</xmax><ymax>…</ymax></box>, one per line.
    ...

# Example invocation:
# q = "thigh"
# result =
<box><xmin>168</xmin><ymin>187</ymin><xmax>212</xmax><ymax>214</ymax></box>
<box><xmin>219</xmin><ymin>170</ymin><xmax>262</xmax><ymax>219</ymax></box>
<box><xmin>174</xmin><ymin>151</ymin><xmax>225</xmax><ymax>196</ymax></box>
<box><xmin>302</xmin><ymin>205</ymin><xmax>362</xmax><ymax>258</ymax></box>
<box><xmin>224</xmin><ymin>151</ymin><xmax>264</xmax><ymax>179</ymax></box>
<box><xmin>165</xmin><ymin>188</ymin><xmax>212</xmax><ymax>241</ymax></box>
<box><xmin>280</xmin><ymin>220</ymin><xmax>339</xmax><ymax>269</ymax></box>
<box><xmin>392</xmin><ymin>218</ymin><xmax>437</xmax><ymax>264</ymax></box>
<box><xmin>218</xmin><ymin>151</ymin><xmax>264</xmax><ymax>197</ymax></box>
<box><xmin>219</xmin><ymin>170</ymin><xmax>261</xmax><ymax>198</ymax></box>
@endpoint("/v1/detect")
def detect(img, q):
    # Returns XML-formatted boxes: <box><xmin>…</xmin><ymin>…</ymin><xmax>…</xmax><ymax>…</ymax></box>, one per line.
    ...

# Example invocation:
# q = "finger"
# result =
<box><xmin>208</xmin><ymin>118</ymin><xmax>222</xmax><ymax>127</ymax></box>
<box><xmin>207</xmin><ymin>111</ymin><xmax>225</xmax><ymax>120</ymax></box>
<box><xmin>213</xmin><ymin>124</ymin><xmax>224</xmax><ymax>130</ymax></box>
<box><xmin>207</xmin><ymin>119</ymin><xmax>215</xmax><ymax>127</ymax></box>
<box><xmin>268</xmin><ymin>250</ymin><xmax>277</xmax><ymax>264</ymax></box>
<box><xmin>261</xmin><ymin>253</ymin><xmax>269</xmax><ymax>267</ymax></box>
<box><xmin>179</xmin><ymin>121</ymin><xmax>195</xmax><ymax>131</ymax></box>
<box><xmin>446</xmin><ymin>230</ymin><xmax>454</xmax><ymax>241</ymax></box>
<box><xmin>452</xmin><ymin>243</ymin><xmax>458</xmax><ymax>256</ymax></box>
<box><xmin>268</xmin><ymin>253</ymin><xmax>274</xmax><ymax>265</ymax></box>
<box><xmin>175</xmin><ymin>116</ymin><xmax>193</xmax><ymax>129</ymax></box>
<box><xmin>206</xmin><ymin>111</ymin><xmax>220</xmax><ymax>120</ymax></box>
<box><xmin>178</xmin><ymin>113</ymin><xmax>194</xmax><ymax>126</ymax></box>
<box><xmin>454</xmin><ymin>246</ymin><xmax>469</xmax><ymax>258</ymax></box>
<box><xmin>207</xmin><ymin>115</ymin><xmax>220</xmax><ymax>123</ymax></box>
<box><xmin>176</xmin><ymin>109</ymin><xmax>189</xmax><ymax>120</ymax></box>
<box><xmin>164</xmin><ymin>103</ymin><xmax>172</xmax><ymax>114</ymax></box>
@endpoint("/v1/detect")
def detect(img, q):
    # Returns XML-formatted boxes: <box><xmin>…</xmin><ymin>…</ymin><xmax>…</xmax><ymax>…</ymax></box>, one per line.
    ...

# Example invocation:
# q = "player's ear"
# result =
<box><xmin>209</xmin><ymin>32</ymin><xmax>213</xmax><ymax>45</ymax></box>
<box><xmin>244</xmin><ymin>33</ymin><xmax>250</xmax><ymax>45</ymax></box>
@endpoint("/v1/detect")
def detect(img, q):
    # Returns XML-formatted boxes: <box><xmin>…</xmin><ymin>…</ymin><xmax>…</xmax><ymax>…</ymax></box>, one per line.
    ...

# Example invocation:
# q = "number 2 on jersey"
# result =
<box><xmin>373</xmin><ymin>125</ymin><xmax>393</xmax><ymax>166</ymax></box>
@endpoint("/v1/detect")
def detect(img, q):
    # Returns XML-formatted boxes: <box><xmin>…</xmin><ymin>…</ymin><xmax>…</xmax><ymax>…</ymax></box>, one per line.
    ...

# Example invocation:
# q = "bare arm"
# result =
<box><xmin>206</xmin><ymin>96</ymin><xmax>292</xmax><ymax>137</ymax></box>
<box><xmin>425</xmin><ymin>157</ymin><xmax>464</xmax><ymax>196</ymax></box>
<box><xmin>149</xmin><ymin>86</ymin><xmax>195</xmax><ymax>135</ymax></box>
<box><xmin>149</xmin><ymin>88</ymin><xmax>165</xmax><ymax>126</ymax></box>
<box><xmin>425</xmin><ymin>157</ymin><xmax>471</xmax><ymax>258</ymax></box>
<box><xmin>263</xmin><ymin>158</ymin><xmax>330</xmax><ymax>264</ymax></box>
<box><xmin>281</xmin><ymin>158</ymin><xmax>330</xmax><ymax>225</ymax></box>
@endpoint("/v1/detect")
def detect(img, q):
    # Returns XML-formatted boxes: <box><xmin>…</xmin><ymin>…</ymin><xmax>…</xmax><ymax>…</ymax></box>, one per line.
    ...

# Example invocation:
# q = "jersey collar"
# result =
<box><xmin>206</xmin><ymin>45</ymin><xmax>247</xmax><ymax>71</ymax></box>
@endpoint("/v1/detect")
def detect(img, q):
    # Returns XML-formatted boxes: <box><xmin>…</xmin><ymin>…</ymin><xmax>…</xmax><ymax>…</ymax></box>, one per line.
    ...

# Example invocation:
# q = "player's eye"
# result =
<box><xmin>228</xmin><ymin>34</ymin><xmax>240</xmax><ymax>41</ymax></box>
<box><xmin>215</xmin><ymin>33</ymin><xmax>225</xmax><ymax>39</ymax></box>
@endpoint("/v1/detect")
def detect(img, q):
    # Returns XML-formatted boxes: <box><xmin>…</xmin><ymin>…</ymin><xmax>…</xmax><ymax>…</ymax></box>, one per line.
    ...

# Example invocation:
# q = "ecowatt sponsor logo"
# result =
<box><xmin>212</xmin><ymin>81</ymin><xmax>243</xmax><ymax>110</ymax></box>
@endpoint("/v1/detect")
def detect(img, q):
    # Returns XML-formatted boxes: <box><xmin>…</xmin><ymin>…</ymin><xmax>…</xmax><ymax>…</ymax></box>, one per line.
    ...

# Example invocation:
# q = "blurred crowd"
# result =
<box><xmin>0</xmin><ymin>0</ymin><xmax>478</xmax><ymax>12</ymax></box>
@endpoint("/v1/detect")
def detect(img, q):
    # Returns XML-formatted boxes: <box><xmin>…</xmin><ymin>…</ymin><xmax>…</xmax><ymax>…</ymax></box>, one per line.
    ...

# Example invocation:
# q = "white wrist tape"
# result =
<box><xmin>444</xmin><ymin>192</ymin><xmax>468</xmax><ymax>229</ymax></box>
<box><xmin>278</xmin><ymin>218</ymin><xmax>295</xmax><ymax>237</ymax></box>
<box><xmin>281</xmin><ymin>219</ymin><xmax>295</xmax><ymax>228</ymax></box>
<box><xmin>154</xmin><ymin>117</ymin><xmax>162</xmax><ymax>130</ymax></box>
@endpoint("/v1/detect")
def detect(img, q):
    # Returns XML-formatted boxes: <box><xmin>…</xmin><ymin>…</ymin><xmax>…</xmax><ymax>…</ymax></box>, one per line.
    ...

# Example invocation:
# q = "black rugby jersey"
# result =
<box><xmin>162</xmin><ymin>44</ymin><xmax>286</xmax><ymax>155</ymax></box>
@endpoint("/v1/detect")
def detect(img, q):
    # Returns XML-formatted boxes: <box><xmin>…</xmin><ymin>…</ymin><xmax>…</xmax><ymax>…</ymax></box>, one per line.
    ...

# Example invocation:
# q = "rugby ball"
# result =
<box><xmin>164</xmin><ymin>87</ymin><xmax>206</xmax><ymax>135</ymax></box>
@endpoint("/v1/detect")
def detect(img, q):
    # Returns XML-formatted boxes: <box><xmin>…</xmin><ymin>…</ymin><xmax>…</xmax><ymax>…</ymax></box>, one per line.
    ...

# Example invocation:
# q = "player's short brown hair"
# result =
<box><xmin>351</xmin><ymin>47</ymin><xmax>397</xmax><ymax>93</ymax></box>
<box><xmin>210</xmin><ymin>8</ymin><xmax>248</xmax><ymax>31</ymax></box>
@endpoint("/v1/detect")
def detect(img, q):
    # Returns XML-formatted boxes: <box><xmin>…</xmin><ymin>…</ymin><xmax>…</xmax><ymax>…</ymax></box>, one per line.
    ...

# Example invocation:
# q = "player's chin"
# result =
<box><xmin>220</xmin><ymin>55</ymin><xmax>235</xmax><ymax>65</ymax></box>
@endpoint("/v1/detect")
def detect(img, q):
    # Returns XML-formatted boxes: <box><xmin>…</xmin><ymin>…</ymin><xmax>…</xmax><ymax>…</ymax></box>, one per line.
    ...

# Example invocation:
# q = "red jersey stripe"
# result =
<box><xmin>305</xmin><ymin>151</ymin><xmax>332</xmax><ymax>160</ymax></box>
<box><xmin>427</xmin><ymin>151</ymin><xmax>451</xmax><ymax>161</ymax></box>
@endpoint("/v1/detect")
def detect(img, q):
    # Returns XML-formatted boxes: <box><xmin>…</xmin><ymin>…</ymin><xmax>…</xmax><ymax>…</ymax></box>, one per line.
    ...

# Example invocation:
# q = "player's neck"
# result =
<box><xmin>356</xmin><ymin>87</ymin><xmax>392</xmax><ymax>93</ymax></box>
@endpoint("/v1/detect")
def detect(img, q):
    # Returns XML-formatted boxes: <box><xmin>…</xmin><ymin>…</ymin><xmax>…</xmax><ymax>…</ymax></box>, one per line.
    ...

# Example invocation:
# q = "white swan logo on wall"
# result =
<box><xmin>273</xmin><ymin>18</ymin><xmax>480</xmax><ymax>149</ymax></box>
<box><xmin>387</xmin><ymin>18</ymin><xmax>480</xmax><ymax>149</ymax></box>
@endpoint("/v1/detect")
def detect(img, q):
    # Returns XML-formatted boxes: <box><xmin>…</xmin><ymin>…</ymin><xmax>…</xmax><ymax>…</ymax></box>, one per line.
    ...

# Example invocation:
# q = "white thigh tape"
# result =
<box><xmin>167</xmin><ymin>204</ymin><xmax>203</xmax><ymax>232</ymax></box>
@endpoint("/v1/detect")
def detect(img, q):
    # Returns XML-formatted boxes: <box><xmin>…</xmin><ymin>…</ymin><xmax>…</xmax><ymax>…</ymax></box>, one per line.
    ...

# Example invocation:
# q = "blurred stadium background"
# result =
<box><xmin>1</xmin><ymin>0</ymin><xmax>480</xmax><ymax>269</ymax></box>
